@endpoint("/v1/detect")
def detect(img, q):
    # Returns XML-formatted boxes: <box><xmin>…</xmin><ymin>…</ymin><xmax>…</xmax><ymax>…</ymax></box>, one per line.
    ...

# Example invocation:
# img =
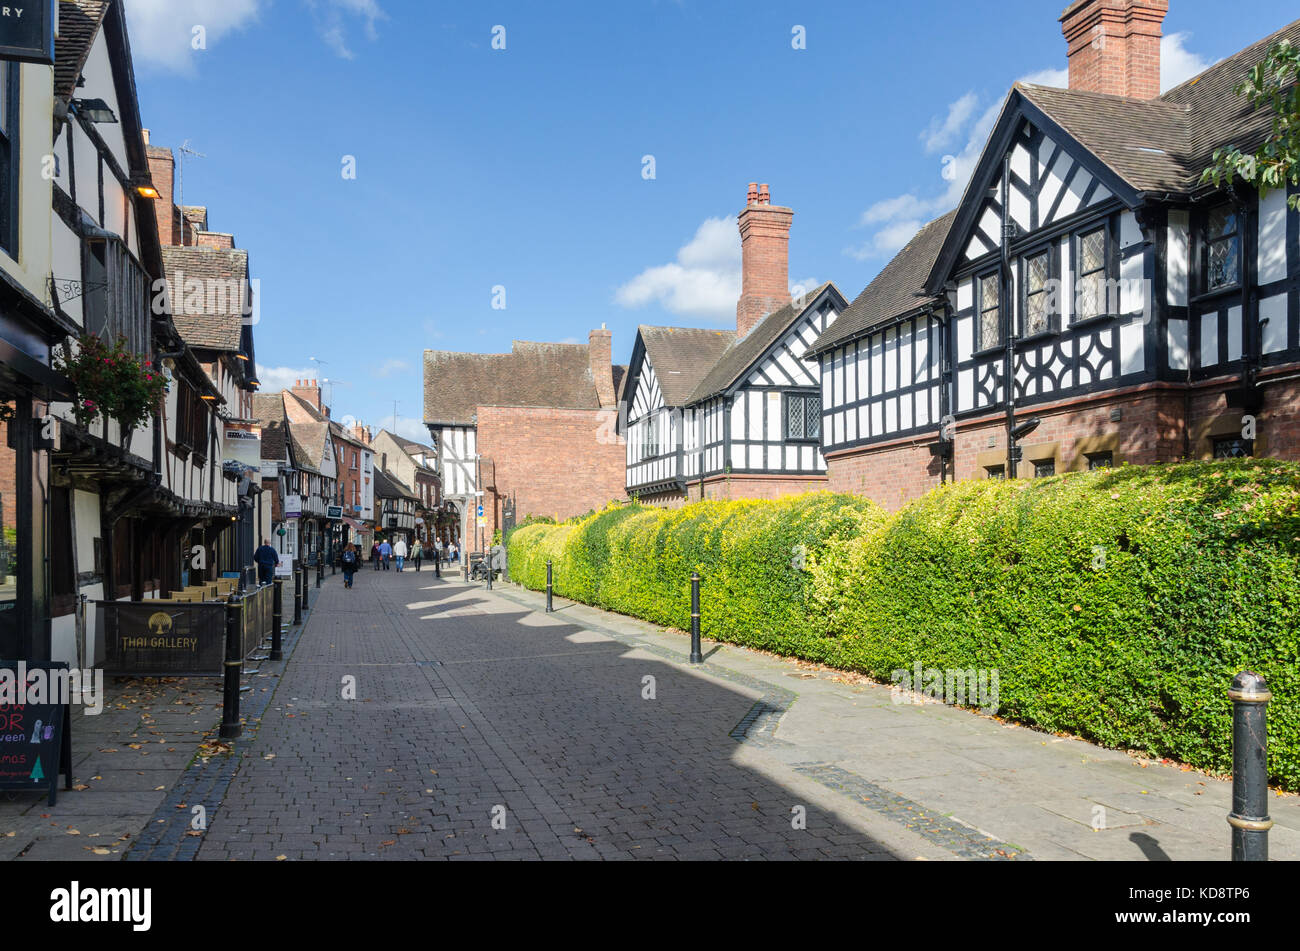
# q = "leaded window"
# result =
<box><xmin>978</xmin><ymin>273</ymin><xmax>1000</xmax><ymax>351</ymax></box>
<box><xmin>1213</xmin><ymin>436</ymin><xmax>1252</xmax><ymax>459</ymax></box>
<box><xmin>641</xmin><ymin>415</ymin><xmax>660</xmax><ymax>459</ymax></box>
<box><xmin>785</xmin><ymin>393</ymin><xmax>821</xmax><ymax>441</ymax></box>
<box><xmin>985</xmin><ymin>465</ymin><xmax>1005</xmax><ymax>480</ymax></box>
<box><xmin>1086</xmin><ymin>451</ymin><xmax>1113</xmax><ymax>470</ymax></box>
<box><xmin>1075</xmin><ymin>226</ymin><xmax>1109</xmax><ymax>322</ymax></box>
<box><xmin>1203</xmin><ymin>204</ymin><xmax>1240</xmax><ymax>292</ymax></box>
<box><xmin>1022</xmin><ymin>250</ymin><xmax>1052</xmax><ymax>337</ymax></box>
<box><xmin>1033</xmin><ymin>459</ymin><xmax>1056</xmax><ymax>479</ymax></box>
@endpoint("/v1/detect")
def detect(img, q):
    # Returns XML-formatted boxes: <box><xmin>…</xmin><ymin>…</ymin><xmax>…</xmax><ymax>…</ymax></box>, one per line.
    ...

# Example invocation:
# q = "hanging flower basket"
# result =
<box><xmin>54</xmin><ymin>334</ymin><xmax>169</xmax><ymax>434</ymax></box>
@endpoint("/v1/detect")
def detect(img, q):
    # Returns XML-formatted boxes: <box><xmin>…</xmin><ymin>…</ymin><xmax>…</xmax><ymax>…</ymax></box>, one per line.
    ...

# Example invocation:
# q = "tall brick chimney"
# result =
<box><xmin>736</xmin><ymin>183</ymin><xmax>793</xmax><ymax>338</ymax></box>
<box><xmin>144</xmin><ymin>143</ymin><xmax>179</xmax><ymax>246</ymax></box>
<box><xmin>588</xmin><ymin>325</ymin><xmax>616</xmax><ymax>408</ymax></box>
<box><xmin>1060</xmin><ymin>0</ymin><xmax>1168</xmax><ymax>100</ymax></box>
<box><xmin>291</xmin><ymin>379</ymin><xmax>323</xmax><ymax>413</ymax></box>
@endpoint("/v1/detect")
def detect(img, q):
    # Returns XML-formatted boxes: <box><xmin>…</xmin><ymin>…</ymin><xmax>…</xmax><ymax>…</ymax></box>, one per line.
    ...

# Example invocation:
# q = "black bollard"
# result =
<box><xmin>293</xmin><ymin>568</ymin><xmax>303</xmax><ymax>625</ymax></box>
<box><xmin>689</xmin><ymin>572</ymin><xmax>703</xmax><ymax>665</ymax></box>
<box><xmin>220</xmin><ymin>597</ymin><xmax>243</xmax><ymax>739</ymax></box>
<box><xmin>317</xmin><ymin>556</ymin><xmax>323</xmax><ymax>588</ymax></box>
<box><xmin>271</xmin><ymin>578</ymin><xmax>284</xmax><ymax>661</ymax></box>
<box><xmin>1228</xmin><ymin>671</ymin><xmax>1272</xmax><ymax>861</ymax></box>
<box><xmin>487</xmin><ymin>550</ymin><xmax>493</xmax><ymax>591</ymax></box>
<box><xmin>546</xmin><ymin>560</ymin><xmax>553</xmax><ymax>613</ymax></box>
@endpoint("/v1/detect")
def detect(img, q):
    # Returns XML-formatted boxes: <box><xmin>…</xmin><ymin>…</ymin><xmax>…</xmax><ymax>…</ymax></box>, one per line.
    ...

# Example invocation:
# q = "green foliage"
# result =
<box><xmin>1203</xmin><ymin>39</ymin><xmax>1300</xmax><ymax>210</ymax></box>
<box><xmin>54</xmin><ymin>335</ymin><xmax>168</xmax><ymax>432</ymax></box>
<box><xmin>508</xmin><ymin>463</ymin><xmax>1300</xmax><ymax>789</ymax></box>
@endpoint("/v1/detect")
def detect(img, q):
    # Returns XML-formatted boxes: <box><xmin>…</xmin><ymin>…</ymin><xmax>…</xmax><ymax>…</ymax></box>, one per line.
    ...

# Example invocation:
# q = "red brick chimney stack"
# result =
<box><xmin>1060</xmin><ymin>0</ymin><xmax>1168</xmax><ymax>100</ymax></box>
<box><xmin>736</xmin><ymin>183</ymin><xmax>793</xmax><ymax>339</ymax></box>
<box><xmin>144</xmin><ymin>142</ymin><xmax>178</xmax><ymax>246</ymax></box>
<box><xmin>291</xmin><ymin>379</ymin><xmax>323</xmax><ymax>413</ymax></box>
<box><xmin>588</xmin><ymin>326</ymin><xmax>616</xmax><ymax>409</ymax></box>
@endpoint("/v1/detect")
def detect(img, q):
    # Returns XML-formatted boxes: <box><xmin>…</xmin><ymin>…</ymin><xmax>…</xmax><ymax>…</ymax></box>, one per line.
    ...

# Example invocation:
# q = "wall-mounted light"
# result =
<box><xmin>71</xmin><ymin>98</ymin><xmax>118</xmax><ymax>124</ymax></box>
<box><xmin>136</xmin><ymin>185</ymin><xmax>160</xmax><ymax>200</ymax></box>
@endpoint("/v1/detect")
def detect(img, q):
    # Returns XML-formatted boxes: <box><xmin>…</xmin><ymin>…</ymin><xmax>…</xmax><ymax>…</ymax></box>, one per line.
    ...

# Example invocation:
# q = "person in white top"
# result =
<box><xmin>393</xmin><ymin>538</ymin><xmax>409</xmax><ymax>572</ymax></box>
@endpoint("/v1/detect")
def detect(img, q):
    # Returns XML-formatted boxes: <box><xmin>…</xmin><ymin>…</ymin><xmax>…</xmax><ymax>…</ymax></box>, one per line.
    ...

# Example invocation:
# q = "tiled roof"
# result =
<box><xmin>689</xmin><ymin>283</ymin><xmax>839</xmax><ymax>402</ymax></box>
<box><xmin>252</xmin><ymin>393</ymin><xmax>287</xmax><ymax>463</ymax></box>
<box><xmin>287</xmin><ymin>421</ymin><xmax>328</xmax><ymax>475</ymax></box>
<box><xmin>424</xmin><ymin>340</ymin><xmax>604</xmax><ymax>425</ymax></box>
<box><xmin>55</xmin><ymin>1</ymin><xmax>108</xmax><ymax>100</ymax></box>
<box><xmin>637</xmin><ymin>326</ymin><xmax>736</xmax><ymax>407</ymax></box>
<box><xmin>810</xmin><ymin>213</ymin><xmax>955</xmax><ymax>356</ymax></box>
<box><xmin>373</xmin><ymin>468</ymin><xmax>419</xmax><ymax>502</ymax></box>
<box><xmin>161</xmin><ymin>246</ymin><xmax>250</xmax><ymax>352</ymax></box>
<box><xmin>1018</xmin><ymin>17</ymin><xmax>1300</xmax><ymax>195</ymax></box>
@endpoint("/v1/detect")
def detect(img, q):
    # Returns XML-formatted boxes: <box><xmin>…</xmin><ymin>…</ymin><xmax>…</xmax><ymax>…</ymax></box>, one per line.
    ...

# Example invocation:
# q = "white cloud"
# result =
<box><xmin>616</xmin><ymin>217</ymin><xmax>741</xmax><ymax>320</ymax></box>
<box><xmin>256</xmin><ymin>365</ymin><xmax>316</xmax><ymax>392</ymax></box>
<box><xmin>920</xmin><ymin>92</ymin><xmax>979</xmax><ymax>154</ymax></box>
<box><xmin>371</xmin><ymin>359</ymin><xmax>409</xmax><ymax>378</ymax></box>
<box><xmin>124</xmin><ymin>0</ymin><xmax>261</xmax><ymax>72</ymax></box>
<box><xmin>305</xmin><ymin>0</ymin><xmax>386</xmax><ymax>60</ymax></box>
<box><xmin>1162</xmin><ymin>32</ymin><xmax>1215</xmax><ymax>92</ymax></box>
<box><xmin>383</xmin><ymin>415</ymin><xmax>431</xmax><ymax>444</ymax></box>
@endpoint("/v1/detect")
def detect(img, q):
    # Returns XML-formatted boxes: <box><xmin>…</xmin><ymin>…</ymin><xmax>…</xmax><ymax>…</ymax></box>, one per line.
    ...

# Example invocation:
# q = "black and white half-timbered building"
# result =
<box><xmin>808</xmin><ymin>2</ymin><xmax>1300</xmax><ymax>511</ymax></box>
<box><xmin>624</xmin><ymin>185</ymin><xmax>846</xmax><ymax>505</ymax></box>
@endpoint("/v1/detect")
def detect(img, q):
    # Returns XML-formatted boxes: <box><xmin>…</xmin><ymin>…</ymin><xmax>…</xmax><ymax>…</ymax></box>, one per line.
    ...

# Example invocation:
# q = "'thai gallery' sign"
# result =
<box><xmin>0</xmin><ymin>3</ymin><xmax>54</xmax><ymax>66</ymax></box>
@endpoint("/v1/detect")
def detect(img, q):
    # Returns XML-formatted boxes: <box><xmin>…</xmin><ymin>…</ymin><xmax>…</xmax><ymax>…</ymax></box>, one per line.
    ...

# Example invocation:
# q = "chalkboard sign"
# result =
<box><xmin>0</xmin><ymin>661</ymin><xmax>73</xmax><ymax>806</ymax></box>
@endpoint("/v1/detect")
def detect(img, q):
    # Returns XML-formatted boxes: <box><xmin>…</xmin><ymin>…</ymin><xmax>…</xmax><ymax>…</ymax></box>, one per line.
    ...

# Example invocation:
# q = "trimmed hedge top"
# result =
<box><xmin>508</xmin><ymin>462</ymin><xmax>1300</xmax><ymax>788</ymax></box>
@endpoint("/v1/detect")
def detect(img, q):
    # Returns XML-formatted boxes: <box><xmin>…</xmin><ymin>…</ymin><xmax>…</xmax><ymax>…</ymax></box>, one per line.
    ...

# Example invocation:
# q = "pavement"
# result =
<box><xmin>4</xmin><ymin>564</ymin><xmax>1297</xmax><ymax>860</ymax></box>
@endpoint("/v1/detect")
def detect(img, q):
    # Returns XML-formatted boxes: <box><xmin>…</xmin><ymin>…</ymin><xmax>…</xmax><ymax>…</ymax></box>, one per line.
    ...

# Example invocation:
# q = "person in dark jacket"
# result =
<box><xmin>253</xmin><ymin>540</ymin><xmax>280</xmax><ymax>586</ymax></box>
<box><xmin>341</xmin><ymin>543</ymin><xmax>360</xmax><ymax>589</ymax></box>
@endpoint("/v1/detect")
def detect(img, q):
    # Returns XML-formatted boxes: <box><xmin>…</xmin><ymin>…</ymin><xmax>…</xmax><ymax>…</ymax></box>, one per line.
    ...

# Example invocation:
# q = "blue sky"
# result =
<box><xmin>125</xmin><ymin>0</ymin><xmax>1298</xmax><ymax>440</ymax></box>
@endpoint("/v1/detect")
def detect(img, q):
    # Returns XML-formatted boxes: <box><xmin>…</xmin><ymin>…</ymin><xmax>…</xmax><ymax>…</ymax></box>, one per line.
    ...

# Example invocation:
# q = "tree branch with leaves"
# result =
<box><xmin>1203</xmin><ymin>39</ymin><xmax>1300</xmax><ymax>210</ymax></box>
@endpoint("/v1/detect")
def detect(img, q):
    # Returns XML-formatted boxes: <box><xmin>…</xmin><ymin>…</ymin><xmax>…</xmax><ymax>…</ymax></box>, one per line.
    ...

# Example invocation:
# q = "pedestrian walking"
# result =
<box><xmin>379</xmin><ymin>538</ymin><xmax>392</xmax><ymax>570</ymax></box>
<box><xmin>393</xmin><ymin>537</ymin><xmax>408</xmax><ymax>572</ymax></box>
<box><xmin>253</xmin><ymin>539</ymin><xmax>280</xmax><ymax>586</ymax></box>
<box><xmin>434</xmin><ymin>538</ymin><xmax>443</xmax><ymax>566</ymax></box>
<box><xmin>412</xmin><ymin>539</ymin><xmax>423</xmax><ymax>572</ymax></box>
<box><xmin>372</xmin><ymin>540</ymin><xmax>382</xmax><ymax>571</ymax></box>
<box><xmin>341</xmin><ymin>543</ymin><xmax>360</xmax><ymax>589</ymax></box>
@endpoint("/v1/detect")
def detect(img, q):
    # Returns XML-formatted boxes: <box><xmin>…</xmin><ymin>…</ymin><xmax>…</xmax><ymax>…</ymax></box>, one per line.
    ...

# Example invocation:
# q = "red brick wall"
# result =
<box><xmin>196</xmin><ymin>232</ymin><xmax>235</xmax><ymax>250</ymax></box>
<box><xmin>827</xmin><ymin>376</ymin><xmax>1300</xmax><ymax>512</ymax></box>
<box><xmin>0</xmin><ymin>421</ymin><xmax>15</xmax><ymax>533</ymax></box>
<box><xmin>685</xmin><ymin>473</ymin><xmax>828</xmax><ymax>503</ymax></box>
<box><xmin>475</xmin><ymin>406</ymin><xmax>626</xmax><ymax>539</ymax></box>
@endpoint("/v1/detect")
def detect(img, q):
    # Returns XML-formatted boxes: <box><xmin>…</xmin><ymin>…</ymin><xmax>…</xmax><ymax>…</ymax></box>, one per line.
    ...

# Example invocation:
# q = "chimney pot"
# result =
<box><xmin>747</xmin><ymin>182</ymin><xmax>759</xmax><ymax>203</ymax></box>
<box><xmin>758</xmin><ymin>184</ymin><xmax>771</xmax><ymax>204</ymax></box>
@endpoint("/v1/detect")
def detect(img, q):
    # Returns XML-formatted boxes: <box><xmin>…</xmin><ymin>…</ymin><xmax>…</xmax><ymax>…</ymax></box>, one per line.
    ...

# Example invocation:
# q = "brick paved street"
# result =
<box><xmin>193</xmin><ymin>568</ymin><xmax>933</xmax><ymax>860</ymax></box>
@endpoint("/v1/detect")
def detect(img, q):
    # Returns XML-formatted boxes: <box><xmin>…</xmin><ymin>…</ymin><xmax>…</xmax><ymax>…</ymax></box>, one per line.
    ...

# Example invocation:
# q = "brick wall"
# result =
<box><xmin>827</xmin><ymin>376</ymin><xmax>1300</xmax><ymax>511</ymax></box>
<box><xmin>0</xmin><ymin>421</ymin><xmax>14</xmax><ymax>533</ymax></box>
<box><xmin>475</xmin><ymin>405</ymin><xmax>626</xmax><ymax>540</ymax></box>
<box><xmin>685</xmin><ymin>473</ymin><xmax>828</xmax><ymax>503</ymax></box>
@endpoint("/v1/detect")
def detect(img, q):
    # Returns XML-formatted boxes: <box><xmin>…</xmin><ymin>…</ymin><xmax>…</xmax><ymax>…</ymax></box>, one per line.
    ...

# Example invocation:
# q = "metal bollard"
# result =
<box><xmin>220</xmin><ymin>597</ymin><xmax>244</xmax><ymax>739</ymax></box>
<box><xmin>293</xmin><ymin>568</ymin><xmax>303</xmax><ymax>625</ymax></box>
<box><xmin>271</xmin><ymin>578</ymin><xmax>284</xmax><ymax>661</ymax></box>
<box><xmin>1228</xmin><ymin>671</ymin><xmax>1272</xmax><ymax>861</ymax></box>
<box><xmin>546</xmin><ymin>560</ymin><xmax>553</xmax><ymax>613</ymax></box>
<box><xmin>689</xmin><ymin>572</ymin><xmax>703</xmax><ymax>665</ymax></box>
<box><xmin>317</xmin><ymin>556</ymin><xmax>323</xmax><ymax>588</ymax></box>
<box><xmin>487</xmin><ymin>552</ymin><xmax>493</xmax><ymax>591</ymax></box>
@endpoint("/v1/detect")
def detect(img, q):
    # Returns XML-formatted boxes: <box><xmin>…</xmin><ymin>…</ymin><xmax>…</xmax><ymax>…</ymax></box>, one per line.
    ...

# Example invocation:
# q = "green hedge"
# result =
<box><xmin>508</xmin><ymin>461</ymin><xmax>1300</xmax><ymax>789</ymax></box>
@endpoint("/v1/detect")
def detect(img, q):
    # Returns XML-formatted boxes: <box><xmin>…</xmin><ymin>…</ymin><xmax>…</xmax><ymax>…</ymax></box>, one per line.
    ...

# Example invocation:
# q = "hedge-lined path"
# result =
<box><xmin>190</xmin><ymin>567</ymin><xmax>956</xmax><ymax>860</ymax></box>
<box><xmin>493</xmin><ymin>581</ymin><xmax>1300</xmax><ymax>862</ymax></box>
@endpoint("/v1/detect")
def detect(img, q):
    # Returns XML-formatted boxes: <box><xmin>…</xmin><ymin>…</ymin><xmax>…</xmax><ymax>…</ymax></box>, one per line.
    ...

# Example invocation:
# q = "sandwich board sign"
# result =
<box><xmin>0</xmin><ymin>2</ymin><xmax>55</xmax><ymax>66</ymax></box>
<box><xmin>0</xmin><ymin>660</ymin><xmax>74</xmax><ymax>805</ymax></box>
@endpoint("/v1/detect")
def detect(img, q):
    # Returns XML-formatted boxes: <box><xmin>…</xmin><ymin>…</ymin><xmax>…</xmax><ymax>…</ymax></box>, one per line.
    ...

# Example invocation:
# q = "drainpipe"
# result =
<box><xmin>1000</xmin><ymin>155</ymin><xmax>1020</xmax><ymax>478</ymax></box>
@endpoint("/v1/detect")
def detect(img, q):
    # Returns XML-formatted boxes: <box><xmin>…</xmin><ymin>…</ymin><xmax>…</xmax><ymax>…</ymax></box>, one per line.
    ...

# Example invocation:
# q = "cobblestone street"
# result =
<box><xmin>190</xmin><ymin>568</ymin><xmax>925</xmax><ymax>860</ymax></box>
